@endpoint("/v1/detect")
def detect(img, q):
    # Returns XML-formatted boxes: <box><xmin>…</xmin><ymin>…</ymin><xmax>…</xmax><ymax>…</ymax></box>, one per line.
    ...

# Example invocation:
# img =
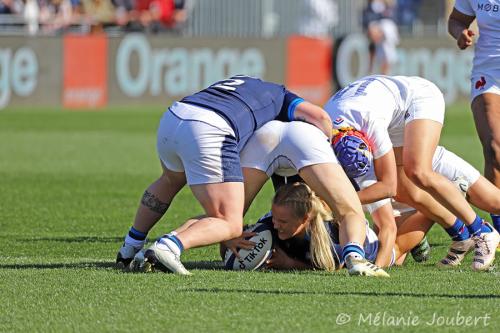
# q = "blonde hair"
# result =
<box><xmin>273</xmin><ymin>182</ymin><xmax>337</xmax><ymax>271</ymax></box>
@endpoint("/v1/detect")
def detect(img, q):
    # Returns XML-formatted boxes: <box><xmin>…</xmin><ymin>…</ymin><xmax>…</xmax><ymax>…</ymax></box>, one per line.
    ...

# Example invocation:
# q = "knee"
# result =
<box><xmin>227</xmin><ymin>219</ymin><xmax>244</xmax><ymax>239</ymax></box>
<box><xmin>404</xmin><ymin>165</ymin><xmax>434</xmax><ymax>189</ymax></box>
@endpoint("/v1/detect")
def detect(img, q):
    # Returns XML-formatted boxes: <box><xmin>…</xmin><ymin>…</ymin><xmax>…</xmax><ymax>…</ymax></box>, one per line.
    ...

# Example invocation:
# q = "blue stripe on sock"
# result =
<box><xmin>166</xmin><ymin>234</ymin><xmax>184</xmax><ymax>252</ymax></box>
<box><xmin>467</xmin><ymin>215</ymin><xmax>483</xmax><ymax>237</ymax></box>
<box><xmin>490</xmin><ymin>214</ymin><xmax>500</xmax><ymax>234</ymax></box>
<box><xmin>129</xmin><ymin>227</ymin><xmax>147</xmax><ymax>241</ymax></box>
<box><xmin>445</xmin><ymin>219</ymin><xmax>470</xmax><ymax>241</ymax></box>
<box><xmin>341</xmin><ymin>243</ymin><xmax>365</xmax><ymax>262</ymax></box>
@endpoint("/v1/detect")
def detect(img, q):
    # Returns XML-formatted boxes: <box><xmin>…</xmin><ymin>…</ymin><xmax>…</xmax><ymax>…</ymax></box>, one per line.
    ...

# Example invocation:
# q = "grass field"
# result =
<box><xmin>0</xmin><ymin>104</ymin><xmax>498</xmax><ymax>333</ymax></box>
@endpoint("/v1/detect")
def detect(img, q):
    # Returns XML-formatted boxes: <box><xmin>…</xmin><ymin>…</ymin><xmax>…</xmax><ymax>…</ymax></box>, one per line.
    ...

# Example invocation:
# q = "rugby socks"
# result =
<box><xmin>445</xmin><ymin>219</ymin><xmax>470</xmax><ymax>241</ymax></box>
<box><xmin>157</xmin><ymin>233</ymin><xmax>184</xmax><ymax>256</ymax></box>
<box><xmin>124</xmin><ymin>226</ymin><xmax>147</xmax><ymax>249</ymax></box>
<box><xmin>490</xmin><ymin>214</ymin><xmax>500</xmax><ymax>234</ymax></box>
<box><xmin>467</xmin><ymin>215</ymin><xmax>486</xmax><ymax>237</ymax></box>
<box><xmin>342</xmin><ymin>242</ymin><xmax>365</xmax><ymax>262</ymax></box>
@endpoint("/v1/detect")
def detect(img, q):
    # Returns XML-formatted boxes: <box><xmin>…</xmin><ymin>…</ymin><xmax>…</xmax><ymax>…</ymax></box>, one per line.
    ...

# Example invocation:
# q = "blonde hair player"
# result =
<box><xmin>234</xmin><ymin>120</ymin><xmax>389</xmax><ymax>276</ymax></box>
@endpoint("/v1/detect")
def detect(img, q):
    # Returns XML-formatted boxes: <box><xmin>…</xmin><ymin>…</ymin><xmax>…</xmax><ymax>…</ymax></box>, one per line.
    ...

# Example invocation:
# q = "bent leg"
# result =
<box><xmin>132</xmin><ymin>164</ymin><xmax>187</xmax><ymax>233</ymax></box>
<box><xmin>403</xmin><ymin>120</ymin><xmax>476</xmax><ymax>224</ymax></box>
<box><xmin>394</xmin><ymin>211</ymin><xmax>434</xmax><ymax>260</ymax></box>
<box><xmin>467</xmin><ymin>176</ymin><xmax>500</xmax><ymax>215</ymax></box>
<box><xmin>472</xmin><ymin>93</ymin><xmax>500</xmax><ymax>187</ymax></box>
<box><xmin>176</xmin><ymin>182</ymin><xmax>245</xmax><ymax>250</ymax></box>
<box><xmin>242</xmin><ymin>167</ymin><xmax>269</xmax><ymax>215</ymax></box>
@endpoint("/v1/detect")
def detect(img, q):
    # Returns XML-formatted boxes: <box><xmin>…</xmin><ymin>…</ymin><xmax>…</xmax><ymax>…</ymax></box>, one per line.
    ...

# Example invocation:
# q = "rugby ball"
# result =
<box><xmin>224</xmin><ymin>223</ymin><xmax>275</xmax><ymax>270</ymax></box>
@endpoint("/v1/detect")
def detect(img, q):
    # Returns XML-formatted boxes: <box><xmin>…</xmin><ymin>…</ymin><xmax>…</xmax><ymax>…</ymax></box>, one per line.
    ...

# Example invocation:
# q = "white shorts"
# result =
<box><xmin>390</xmin><ymin>78</ymin><xmax>445</xmax><ymax>147</ymax></box>
<box><xmin>157</xmin><ymin>102</ymin><xmax>242</xmax><ymax>185</ymax></box>
<box><xmin>432</xmin><ymin>146</ymin><xmax>481</xmax><ymax>189</ymax></box>
<box><xmin>240</xmin><ymin>120</ymin><xmax>337</xmax><ymax>177</ymax></box>
<box><xmin>470</xmin><ymin>71</ymin><xmax>500</xmax><ymax>102</ymax></box>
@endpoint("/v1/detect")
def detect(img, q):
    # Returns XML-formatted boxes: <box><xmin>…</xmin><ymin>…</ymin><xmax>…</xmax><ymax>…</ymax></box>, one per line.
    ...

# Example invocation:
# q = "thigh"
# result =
<box><xmin>190</xmin><ymin>182</ymin><xmax>245</xmax><ymax>223</ymax></box>
<box><xmin>242</xmin><ymin>167</ymin><xmax>269</xmax><ymax>214</ymax></box>
<box><xmin>403</xmin><ymin>119</ymin><xmax>442</xmax><ymax>170</ymax></box>
<box><xmin>472</xmin><ymin>93</ymin><xmax>500</xmax><ymax>152</ymax></box>
<box><xmin>178</xmin><ymin>121</ymin><xmax>243</xmax><ymax>185</ymax></box>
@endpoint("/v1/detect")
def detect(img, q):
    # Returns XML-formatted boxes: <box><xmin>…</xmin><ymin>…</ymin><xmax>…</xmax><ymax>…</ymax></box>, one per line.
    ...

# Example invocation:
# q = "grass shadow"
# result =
<box><xmin>0</xmin><ymin>261</ymin><xmax>115</xmax><ymax>270</ymax></box>
<box><xmin>17</xmin><ymin>236</ymin><xmax>124</xmax><ymax>243</ymax></box>
<box><xmin>181</xmin><ymin>287</ymin><xmax>500</xmax><ymax>299</ymax></box>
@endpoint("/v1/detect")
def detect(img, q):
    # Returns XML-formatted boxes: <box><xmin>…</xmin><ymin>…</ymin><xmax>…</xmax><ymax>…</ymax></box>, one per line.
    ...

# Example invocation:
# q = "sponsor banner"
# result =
<box><xmin>0</xmin><ymin>36</ymin><xmax>61</xmax><ymax>110</ymax></box>
<box><xmin>63</xmin><ymin>34</ymin><xmax>108</xmax><ymax>109</ymax></box>
<box><xmin>107</xmin><ymin>34</ymin><xmax>287</xmax><ymax>106</ymax></box>
<box><xmin>286</xmin><ymin>35</ymin><xmax>333</xmax><ymax>105</ymax></box>
<box><xmin>333</xmin><ymin>33</ymin><xmax>474</xmax><ymax>103</ymax></box>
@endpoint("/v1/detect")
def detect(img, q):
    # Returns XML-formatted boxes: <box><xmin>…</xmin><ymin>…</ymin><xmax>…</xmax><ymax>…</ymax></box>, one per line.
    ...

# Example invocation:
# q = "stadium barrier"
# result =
<box><xmin>0</xmin><ymin>33</ymin><xmax>471</xmax><ymax>110</ymax></box>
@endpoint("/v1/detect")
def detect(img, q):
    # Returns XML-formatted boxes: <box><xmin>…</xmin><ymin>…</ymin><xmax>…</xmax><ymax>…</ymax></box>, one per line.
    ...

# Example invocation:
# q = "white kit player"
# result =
<box><xmin>449</xmin><ymin>0</ymin><xmax>500</xmax><ymax>236</ymax></box>
<box><xmin>339</xmin><ymin>135</ymin><xmax>500</xmax><ymax>269</ymax></box>
<box><xmin>325</xmin><ymin>75</ymin><xmax>500</xmax><ymax>271</ymax></box>
<box><xmin>237</xmin><ymin>120</ymin><xmax>389</xmax><ymax>277</ymax></box>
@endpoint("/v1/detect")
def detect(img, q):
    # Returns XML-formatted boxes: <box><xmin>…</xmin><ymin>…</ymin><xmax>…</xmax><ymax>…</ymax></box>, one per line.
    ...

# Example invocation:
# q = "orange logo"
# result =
<box><xmin>63</xmin><ymin>34</ymin><xmax>108</xmax><ymax>109</ymax></box>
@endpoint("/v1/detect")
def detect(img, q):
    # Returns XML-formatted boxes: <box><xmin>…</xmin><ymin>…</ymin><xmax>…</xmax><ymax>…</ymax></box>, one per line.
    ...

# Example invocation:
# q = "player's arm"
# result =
<box><xmin>293</xmin><ymin>101</ymin><xmax>333</xmax><ymax>142</ymax></box>
<box><xmin>357</xmin><ymin>150</ymin><xmax>397</xmax><ymax>204</ymax></box>
<box><xmin>448</xmin><ymin>8</ymin><xmax>476</xmax><ymax>50</ymax></box>
<box><xmin>266</xmin><ymin>247</ymin><xmax>313</xmax><ymax>270</ymax></box>
<box><xmin>370</xmin><ymin>203</ymin><xmax>397</xmax><ymax>268</ymax></box>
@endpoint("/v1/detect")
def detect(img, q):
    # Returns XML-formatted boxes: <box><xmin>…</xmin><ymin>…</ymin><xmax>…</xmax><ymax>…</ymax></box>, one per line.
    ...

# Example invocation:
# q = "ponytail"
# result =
<box><xmin>273</xmin><ymin>182</ymin><xmax>337</xmax><ymax>271</ymax></box>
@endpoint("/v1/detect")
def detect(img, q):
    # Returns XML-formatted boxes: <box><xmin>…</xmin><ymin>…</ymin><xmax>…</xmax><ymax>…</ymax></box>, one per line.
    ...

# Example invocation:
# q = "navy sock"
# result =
<box><xmin>491</xmin><ymin>214</ymin><xmax>500</xmax><ymax>234</ymax></box>
<box><xmin>341</xmin><ymin>242</ymin><xmax>365</xmax><ymax>262</ymax></box>
<box><xmin>445</xmin><ymin>219</ymin><xmax>470</xmax><ymax>241</ymax></box>
<box><xmin>128</xmin><ymin>226</ymin><xmax>147</xmax><ymax>241</ymax></box>
<box><xmin>466</xmin><ymin>215</ymin><xmax>483</xmax><ymax>237</ymax></box>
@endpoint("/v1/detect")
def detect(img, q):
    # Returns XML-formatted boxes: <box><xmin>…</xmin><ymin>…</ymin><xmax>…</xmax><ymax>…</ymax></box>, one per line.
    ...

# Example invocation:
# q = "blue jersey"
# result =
<box><xmin>255</xmin><ymin>213</ymin><xmax>379</xmax><ymax>267</ymax></box>
<box><xmin>180</xmin><ymin>75</ymin><xmax>304</xmax><ymax>150</ymax></box>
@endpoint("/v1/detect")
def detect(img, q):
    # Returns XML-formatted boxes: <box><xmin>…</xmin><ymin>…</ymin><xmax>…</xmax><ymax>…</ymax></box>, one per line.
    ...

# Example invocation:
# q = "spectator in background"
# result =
<box><xmin>362</xmin><ymin>0</ymin><xmax>399</xmax><ymax>75</ymax></box>
<box><xmin>128</xmin><ymin>0</ymin><xmax>187</xmax><ymax>33</ymax></box>
<box><xmin>39</xmin><ymin>0</ymin><xmax>74</xmax><ymax>34</ymax></box>
<box><xmin>395</xmin><ymin>0</ymin><xmax>421</xmax><ymax>31</ymax></box>
<box><xmin>1</xmin><ymin>0</ymin><xmax>22</xmax><ymax>14</ymax></box>
<box><xmin>23</xmin><ymin>0</ymin><xmax>39</xmax><ymax>34</ymax></box>
<box><xmin>299</xmin><ymin>0</ymin><xmax>338</xmax><ymax>38</ymax></box>
<box><xmin>81</xmin><ymin>0</ymin><xmax>116</xmax><ymax>33</ymax></box>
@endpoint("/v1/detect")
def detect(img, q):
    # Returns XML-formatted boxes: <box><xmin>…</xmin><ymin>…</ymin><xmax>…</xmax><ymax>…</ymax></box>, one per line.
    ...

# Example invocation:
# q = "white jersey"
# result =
<box><xmin>240</xmin><ymin>120</ymin><xmax>337</xmax><ymax>177</ymax></box>
<box><xmin>324</xmin><ymin>75</ymin><xmax>445</xmax><ymax>159</ymax></box>
<box><xmin>454</xmin><ymin>0</ymin><xmax>500</xmax><ymax>73</ymax></box>
<box><xmin>361</xmin><ymin>146</ymin><xmax>481</xmax><ymax>214</ymax></box>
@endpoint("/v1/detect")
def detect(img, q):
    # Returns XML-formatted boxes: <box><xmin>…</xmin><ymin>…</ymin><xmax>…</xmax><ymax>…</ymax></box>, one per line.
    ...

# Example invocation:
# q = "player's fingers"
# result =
<box><xmin>230</xmin><ymin>246</ymin><xmax>241</xmax><ymax>259</ymax></box>
<box><xmin>239</xmin><ymin>240</ymin><xmax>256</xmax><ymax>249</ymax></box>
<box><xmin>467</xmin><ymin>30</ymin><xmax>475</xmax><ymax>37</ymax></box>
<box><xmin>241</xmin><ymin>231</ymin><xmax>257</xmax><ymax>237</ymax></box>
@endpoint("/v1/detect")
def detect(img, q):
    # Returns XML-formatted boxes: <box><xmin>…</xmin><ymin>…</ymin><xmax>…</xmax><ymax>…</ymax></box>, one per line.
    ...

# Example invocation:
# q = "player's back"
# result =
<box><xmin>181</xmin><ymin>75</ymin><xmax>287</xmax><ymax>147</ymax></box>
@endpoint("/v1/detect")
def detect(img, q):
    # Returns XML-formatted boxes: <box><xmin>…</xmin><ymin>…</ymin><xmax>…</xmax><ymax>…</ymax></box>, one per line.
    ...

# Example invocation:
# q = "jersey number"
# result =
<box><xmin>213</xmin><ymin>79</ymin><xmax>245</xmax><ymax>91</ymax></box>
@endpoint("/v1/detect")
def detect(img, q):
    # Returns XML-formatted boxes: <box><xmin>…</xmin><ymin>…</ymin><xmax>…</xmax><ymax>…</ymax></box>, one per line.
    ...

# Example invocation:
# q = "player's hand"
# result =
<box><xmin>266</xmin><ymin>247</ymin><xmax>295</xmax><ymax>270</ymax></box>
<box><xmin>223</xmin><ymin>231</ymin><xmax>256</xmax><ymax>258</ymax></box>
<box><xmin>457</xmin><ymin>29</ymin><xmax>475</xmax><ymax>50</ymax></box>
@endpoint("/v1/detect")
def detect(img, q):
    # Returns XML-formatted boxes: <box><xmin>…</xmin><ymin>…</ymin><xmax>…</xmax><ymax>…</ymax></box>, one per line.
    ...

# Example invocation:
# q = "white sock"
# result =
<box><xmin>157</xmin><ymin>237</ymin><xmax>182</xmax><ymax>256</ymax></box>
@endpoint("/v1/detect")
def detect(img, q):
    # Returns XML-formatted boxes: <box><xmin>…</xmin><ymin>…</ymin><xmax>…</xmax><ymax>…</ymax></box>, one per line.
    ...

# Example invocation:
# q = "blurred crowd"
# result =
<box><xmin>362</xmin><ymin>0</ymin><xmax>421</xmax><ymax>74</ymax></box>
<box><xmin>0</xmin><ymin>0</ymin><xmax>188</xmax><ymax>34</ymax></box>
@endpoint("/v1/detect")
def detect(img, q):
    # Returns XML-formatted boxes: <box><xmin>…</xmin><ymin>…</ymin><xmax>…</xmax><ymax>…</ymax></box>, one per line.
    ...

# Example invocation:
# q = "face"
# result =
<box><xmin>271</xmin><ymin>204</ymin><xmax>309</xmax><ymax>240</ymax></box>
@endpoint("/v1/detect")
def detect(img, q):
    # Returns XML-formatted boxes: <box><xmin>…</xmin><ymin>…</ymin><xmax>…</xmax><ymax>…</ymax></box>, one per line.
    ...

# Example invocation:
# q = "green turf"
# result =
<box><xmin>0</xmin><ymin>105</ymin><xmax>498</xmax><ymax>333</ymax></box>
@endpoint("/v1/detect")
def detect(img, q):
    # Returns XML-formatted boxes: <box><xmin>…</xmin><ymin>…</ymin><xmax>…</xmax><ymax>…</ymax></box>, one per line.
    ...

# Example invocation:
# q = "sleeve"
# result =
<box><xmin>276</xmin><ymin>91</ymin><xmax>305</xmax><ymax>121</ymax></box>
<box><xmin>365</xmin><ymin>118</ymin><xmax>393</xmax><ymax>159</ymax></box>
<box><xmin>454</xmin><ymin>0</ymin><xmax>475</xmax><ymax>16</ymax></box>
